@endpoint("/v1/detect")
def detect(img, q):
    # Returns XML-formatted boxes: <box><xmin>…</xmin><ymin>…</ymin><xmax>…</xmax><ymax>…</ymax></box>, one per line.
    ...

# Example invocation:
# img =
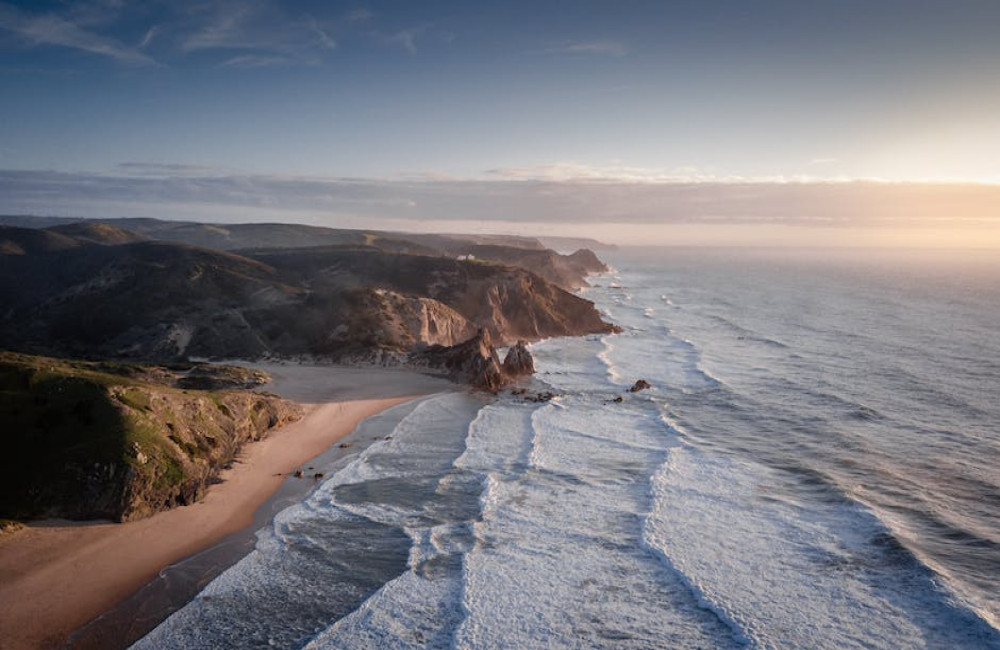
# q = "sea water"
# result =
<box><xmin>135</xmin><ymin>247</ymin><xmax>1000</xmax><ymax>649</ymax></box>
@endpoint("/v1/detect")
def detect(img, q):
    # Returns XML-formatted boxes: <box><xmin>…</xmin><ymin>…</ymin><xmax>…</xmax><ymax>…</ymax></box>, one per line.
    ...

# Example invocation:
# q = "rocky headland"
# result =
<box><xmin>0</xmin><ymin>351</ymin><xmax>301</xmax><ymax>522</ymax></box>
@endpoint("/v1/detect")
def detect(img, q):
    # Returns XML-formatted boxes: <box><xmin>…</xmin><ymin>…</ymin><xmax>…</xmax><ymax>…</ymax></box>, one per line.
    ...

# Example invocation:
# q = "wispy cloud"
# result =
<box><xmin>374</xmin><ymin>27</ymin><xmax>426</xmax><ymax>55</ymax></box>
<box><xmin>809</xmin><ymin>157</ymin><xmax>840</xmax><ymax>165</ymax></box>
<box><xmin>308</xmin><ymin>18</ymin><xmax>336</xmax><ymax>49</ymax></box>
<box><xmin>550</xmin><ymin>40</ymin><xmax>628</xmax><ymax>57</ymax></box>
<box><xmin>179</xmin><ymin>1</ymin><xmax>335</xmax><ymax>65</ymax></box>
<box><xmin>116</xmin><ymin>162</ymin><xmax>225</xmax><ymax>177</ymax></box>
<box><xmin>0</xmin><ymin>1</ymin><xmax>426</xmax><ymax>68</ymax></box>
<box><xmin>219</xmin><ymin>54</ymin><xmax>303</xmax><ymax>68</ymax></box>
<box><xmin>138</xmin><ymin>25</ymin><xmax>160</xmax><ymax>48</ymax></box>
<box><xmin>63</xmin><ymin>0</ymin><xmax>131</xmax><ymax>30</ymax></box>
<box><xmin>0</xmin><ymin>2</ymin><xmax>156</xmax><ymax>65</ymax></box>
<box><xmin>180</xmin><ymin>2</ymin><xmax>269</xmax><ymax>52</ymax></box>
<box><xmin>345</xmin><ymin>8</ymin><xmax>373</xmax><ymax>23</ymax></box>
<box><xmin>484</xmin><ymin>162</ymin><xmax>835</xmax><ymax>185</ymax></box>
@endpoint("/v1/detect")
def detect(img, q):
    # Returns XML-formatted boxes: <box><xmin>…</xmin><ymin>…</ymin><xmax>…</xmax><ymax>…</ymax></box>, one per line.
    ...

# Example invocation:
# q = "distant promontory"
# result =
<box><xmin>0</xmin><ymin>216</ymin><xmax>617</xmax><ymax>387</ymax></box>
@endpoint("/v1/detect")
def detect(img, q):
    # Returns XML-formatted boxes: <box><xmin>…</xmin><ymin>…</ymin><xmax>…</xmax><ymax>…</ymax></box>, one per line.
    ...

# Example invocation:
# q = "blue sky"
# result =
<box><xmin>2</xmin><ymin>0</ymin><xmax>999</xmax><ymax>245</ymax></box>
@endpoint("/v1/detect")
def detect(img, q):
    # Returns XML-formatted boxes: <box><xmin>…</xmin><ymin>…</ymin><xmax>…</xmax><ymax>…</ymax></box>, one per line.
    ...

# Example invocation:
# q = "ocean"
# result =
<box><xmin>134</xmin><ymin>247</ymin><xmax>1000</xmax><ymax>649</ymax></box>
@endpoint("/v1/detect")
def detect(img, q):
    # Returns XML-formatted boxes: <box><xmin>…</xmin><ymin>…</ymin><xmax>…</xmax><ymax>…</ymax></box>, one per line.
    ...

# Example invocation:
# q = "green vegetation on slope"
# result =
<box><xmin>0</xmin><ymin>352</ymin><xmax>300</xmax><ymax>522</ymax></box>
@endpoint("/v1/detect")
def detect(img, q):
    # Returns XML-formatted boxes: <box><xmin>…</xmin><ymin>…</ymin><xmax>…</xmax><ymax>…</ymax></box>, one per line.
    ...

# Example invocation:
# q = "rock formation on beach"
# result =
<box><xmin>409</xmin><ymin>333</ymin><xmax>539</xmax><ymax>392</ymax></box>
<box><xmin>502</xmin><ymin>340</ymin><xmax>535</xmax><ymax>377</ymax></box>
<box><xmin>413</xmin><ymin>328</ymin><xmax>506</xmax><ymax>391</ymax></box>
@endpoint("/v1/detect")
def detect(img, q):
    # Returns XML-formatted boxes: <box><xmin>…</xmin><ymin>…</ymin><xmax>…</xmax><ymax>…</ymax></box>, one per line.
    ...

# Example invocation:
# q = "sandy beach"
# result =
<box><xmin>0</xmin><ymin>364</ymin><xmax>452</xmax><ymax>650</ymax></box>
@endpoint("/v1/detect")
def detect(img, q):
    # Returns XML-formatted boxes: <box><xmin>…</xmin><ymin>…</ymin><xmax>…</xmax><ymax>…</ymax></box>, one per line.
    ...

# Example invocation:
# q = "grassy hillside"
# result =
<box><xmin>0</xmin><ymin>352</ymin><xmax>300</xmax><ymax>522</ymax></box>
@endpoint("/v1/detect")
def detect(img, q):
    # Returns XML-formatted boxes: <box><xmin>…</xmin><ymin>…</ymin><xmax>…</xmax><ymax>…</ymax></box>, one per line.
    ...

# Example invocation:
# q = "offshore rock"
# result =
<box><xmin>629</xmin><ymin>379</ymin><xmax>651</xmax><ymax>392</ymax></box>
<box><xmin>502</xmin><ymin>340</ymin><xmax>535</xmax><ymax>377</ymax></box>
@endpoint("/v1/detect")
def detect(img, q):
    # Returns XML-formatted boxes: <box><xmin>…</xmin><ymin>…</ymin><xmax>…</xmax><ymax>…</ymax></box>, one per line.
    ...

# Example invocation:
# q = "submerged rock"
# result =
<box><xmin>524</xmin><ymin>391</ymin><xmax>558</xmax><ymax>403</ymax></box>
<box><xmin>629</xmin><ymin>379</ymin><xmax>651</xmax><ymax>393</ymax></box>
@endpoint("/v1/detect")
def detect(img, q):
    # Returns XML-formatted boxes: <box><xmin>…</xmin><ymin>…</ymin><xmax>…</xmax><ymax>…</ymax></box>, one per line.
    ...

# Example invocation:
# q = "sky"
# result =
<box><xmin>2</xmin><ymin>0</ymin><xmax>1000</xmax><ymax>247</ymax></box>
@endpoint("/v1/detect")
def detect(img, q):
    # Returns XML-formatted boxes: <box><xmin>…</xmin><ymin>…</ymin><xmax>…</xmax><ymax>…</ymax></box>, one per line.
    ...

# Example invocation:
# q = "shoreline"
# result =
<box><xmin>0</xmin><ymin>364</ymin><xmax>453</xmax><ymax>650</ymax></box>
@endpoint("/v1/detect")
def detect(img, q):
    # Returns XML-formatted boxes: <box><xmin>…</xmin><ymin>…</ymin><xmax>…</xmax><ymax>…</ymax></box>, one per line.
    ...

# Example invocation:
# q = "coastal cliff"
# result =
<box><xmin>0</xmin><ymin>222</ymin><xmax>616</xmax><ymax>366</ymax></box>
<box><xmin>0</xmin><ymin>352</ymin><xmax>301</xmax><ymax>522</ymax></box>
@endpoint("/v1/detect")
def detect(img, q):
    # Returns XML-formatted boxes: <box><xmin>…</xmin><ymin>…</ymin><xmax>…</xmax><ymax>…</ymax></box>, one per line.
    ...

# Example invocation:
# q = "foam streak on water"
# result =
<box><xmin>452</xmin><ymin>394</ymin><xmax>735</xmax><ymax>649</ymax></box>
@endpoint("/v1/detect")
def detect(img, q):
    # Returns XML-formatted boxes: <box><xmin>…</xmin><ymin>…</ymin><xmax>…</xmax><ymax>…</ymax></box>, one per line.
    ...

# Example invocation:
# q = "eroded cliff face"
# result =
<box><xmin>0</xmin><ymin>353</ymin><xmax>301</xmax><ymax>522</ymax></box>
<box><xmin>445</xmin><ymin>270</ymin><xmax>615</xmax><ymax>344</ymax></box>
<box><xmin>330</xmin><ymin>288</ymin><xmax>477</xmax><ymax>350</ymax></box>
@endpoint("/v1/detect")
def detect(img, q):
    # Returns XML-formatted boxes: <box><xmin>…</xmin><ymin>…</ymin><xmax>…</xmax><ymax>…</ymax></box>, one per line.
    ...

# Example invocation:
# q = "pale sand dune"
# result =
<box><xmin>0</xmin><ymin>364</ymin><xmax>453</xmax><ymax>650</ymax></box>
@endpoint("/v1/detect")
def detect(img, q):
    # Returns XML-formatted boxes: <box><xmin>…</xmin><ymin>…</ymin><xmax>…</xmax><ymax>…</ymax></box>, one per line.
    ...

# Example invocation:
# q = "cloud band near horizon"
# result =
<box><xmin>2</xmin><ymin>168</ymin><xmax>999</xmax><ymax>246</ymax></box>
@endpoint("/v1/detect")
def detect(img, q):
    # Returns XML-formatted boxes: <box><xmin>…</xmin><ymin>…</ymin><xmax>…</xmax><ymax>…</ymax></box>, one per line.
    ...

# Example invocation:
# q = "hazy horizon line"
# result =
<box><xmin>2</xmin><ymin>166</ymin><xmax>999</xmax><ymax>249</ymax></box>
